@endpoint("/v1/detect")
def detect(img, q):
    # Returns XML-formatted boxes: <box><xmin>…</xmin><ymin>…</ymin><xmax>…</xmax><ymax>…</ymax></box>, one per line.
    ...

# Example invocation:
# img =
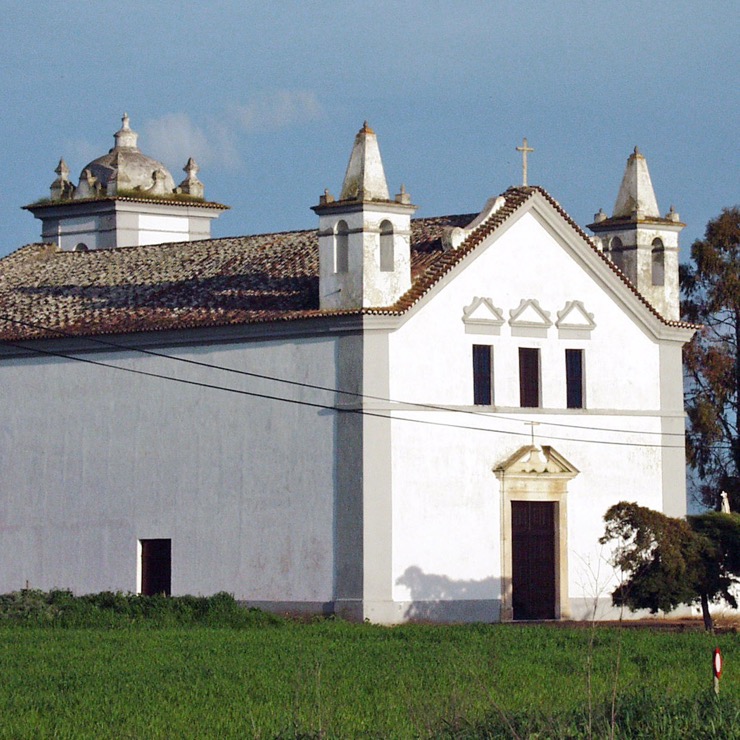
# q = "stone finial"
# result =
<box><xmin>593</xmin><ymin>208</ymin><xmax>607</xmax><ymax>223</ymax></box>
<box><xmin>113</xmin><ymin>112</ymin><xmax>139</xmax><ymax>150</ymax></box>
<box><xmin>339</xmin><ymin>122</ymin><xmax>390</xmax><ymax>201</ymax></box>
<box><xmin>395</xmin><ymin>184</ymin><xmax>411</xmax><ymax>205</ymax></box>
<box><xmin>145</xmin><ymin>168</ymin><xmax>171</xmax><ymax>196</ymax></box>
<box><xmin>319</xmin><ymin>188</ymin><xmax>335</xmax><ymax>205</ymax></box>
<box><xmin>74</xmin><ymin>168</ymin><xmax>101</xmax><ymax>199</ymax></box>
<box><xmin>105</xmin><ymin>151</ymin><xmax>135</xmax><ymax>195</ymax></box>
<box><xmin>177</xmin><ymin>157</ymin><xmax>205</xmax><ymax>198</ymax></box>
<box><xmin>50</xmin><ymin>158</ymin><xmax>75</xmax><ymax>201</ymax></box>
<box><xmin>55</xmin><ymin>158</ymin><xmax>70</xmax><ymax>179</ymax></box>
<box><xmin>666</xmin><ymin>204</ymin><xmax>681</xmax><ymax>222</ymax></box>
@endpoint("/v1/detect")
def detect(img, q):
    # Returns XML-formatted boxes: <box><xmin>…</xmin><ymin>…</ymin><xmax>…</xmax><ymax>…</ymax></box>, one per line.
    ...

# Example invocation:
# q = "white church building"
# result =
<box><xmin>0</xmin><ymin>117</ymin><xmax>695</xmax><ymax>622</ymax></box>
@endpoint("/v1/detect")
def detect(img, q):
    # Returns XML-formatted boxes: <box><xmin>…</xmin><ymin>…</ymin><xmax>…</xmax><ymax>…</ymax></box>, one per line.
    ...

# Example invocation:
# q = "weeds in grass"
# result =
<box><xmin>444</xmin><ymin>692</ymin><xmax>739</xmax><ymax>739</ymax></box>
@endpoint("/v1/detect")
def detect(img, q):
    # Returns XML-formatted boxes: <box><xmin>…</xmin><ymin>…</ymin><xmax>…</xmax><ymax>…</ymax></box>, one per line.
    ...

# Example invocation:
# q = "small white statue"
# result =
<box><xmin>720</xmin><ymin>491</ymin><xmax>731</xmax><ymax>513</ymax></box>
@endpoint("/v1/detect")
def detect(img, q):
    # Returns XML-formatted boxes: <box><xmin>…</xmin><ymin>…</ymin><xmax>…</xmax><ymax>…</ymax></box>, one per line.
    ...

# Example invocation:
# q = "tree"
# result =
<box><xmin>680</xmin><ymin>206</ymin><xmax>740</xmax><ymax>509</ymax></box>
<box><xmin>600</xmin><ymin>501</ymin><xmax>740</xmax><ymax>631</ymax></box>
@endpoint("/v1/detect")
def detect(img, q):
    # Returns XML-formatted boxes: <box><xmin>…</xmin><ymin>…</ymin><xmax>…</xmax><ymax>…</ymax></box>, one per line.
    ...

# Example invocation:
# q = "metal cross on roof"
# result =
<box><xmin>516</xmin><ymin>137</ymin><xmax>534</xmax><ymax>186</ymax></box>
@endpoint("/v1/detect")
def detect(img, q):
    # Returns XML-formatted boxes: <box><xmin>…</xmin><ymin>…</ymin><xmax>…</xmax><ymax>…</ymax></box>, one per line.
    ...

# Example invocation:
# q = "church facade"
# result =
<box><xmin>0</xmin><ymin>118</ymin><xmax>695</xmax><ymax>622</ymax></box>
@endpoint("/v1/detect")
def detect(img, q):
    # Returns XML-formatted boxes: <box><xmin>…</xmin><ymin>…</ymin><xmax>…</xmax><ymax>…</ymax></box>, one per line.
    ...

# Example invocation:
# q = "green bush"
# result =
<box><xmin>0</xmin><ymin>589</ymin><xmax>283</xmax><ymax>628</ymax></box>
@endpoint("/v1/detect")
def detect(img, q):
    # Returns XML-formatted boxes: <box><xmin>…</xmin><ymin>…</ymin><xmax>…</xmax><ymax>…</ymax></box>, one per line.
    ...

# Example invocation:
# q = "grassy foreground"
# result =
<box><xmin>0</xmin><ymin>592</ymin><xmax>737</xmax><ymax>738</ymax></box>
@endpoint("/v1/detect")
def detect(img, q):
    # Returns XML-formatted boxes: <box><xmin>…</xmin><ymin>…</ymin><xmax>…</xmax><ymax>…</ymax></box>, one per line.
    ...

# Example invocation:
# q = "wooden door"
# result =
<box><xmin>511</xmin><ymin>501</ymin><xmax>556</xmax><ymax>620</ymax></box>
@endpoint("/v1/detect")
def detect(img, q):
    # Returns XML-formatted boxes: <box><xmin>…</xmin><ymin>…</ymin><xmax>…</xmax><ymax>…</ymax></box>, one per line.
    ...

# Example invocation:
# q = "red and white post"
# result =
<box><xmin>713</xmin><ymin>647</ymin><xmax>723</xmax><ymax>696</ymax></box>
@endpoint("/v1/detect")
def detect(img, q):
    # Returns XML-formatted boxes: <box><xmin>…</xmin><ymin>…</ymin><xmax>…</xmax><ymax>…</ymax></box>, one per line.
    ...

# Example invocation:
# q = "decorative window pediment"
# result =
<box><xmin>462</xmin><ymin>297</ymin><xmax>505</xmax><ymax>335</ymax></box>
<box><xmin>509</xmin><ymin>299</ymin><xmax>552</xmax><ymax>337</ymax></box>
<box><xmin>556</xmin><ymin>300</ymin><xmax>596</xmax><ymax>338</ymax></box>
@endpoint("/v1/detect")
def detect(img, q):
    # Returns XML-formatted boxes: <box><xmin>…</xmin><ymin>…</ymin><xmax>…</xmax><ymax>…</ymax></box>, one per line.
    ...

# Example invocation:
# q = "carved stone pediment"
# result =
<box><xmin>462</xmin><ymin>296</ymin><xmax>505</xmax><ymax>334</ymax></box>
<box><xmin>556</xmin><ymin>300</ymin><xmax>596</xmax><ymax>338</ymax></box>
<box><xmin>493</xmin><ymin>445</ymin><xmax>579</xmax><ymax>479</ymax></box>
<box><xmin>509</xmin><ymin>299</ymin><xmax>552</xmax><ymax>337</ymax></box>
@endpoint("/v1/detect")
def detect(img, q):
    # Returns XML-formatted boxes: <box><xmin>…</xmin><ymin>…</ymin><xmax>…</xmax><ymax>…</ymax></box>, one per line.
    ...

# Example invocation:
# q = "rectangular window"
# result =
<box><xmin>140</xmin><ymin>539</ymin><xmax>171</xmax><ymax>596</ymax></box>
<box><xmin>565</xmin><ymin>349</ymin><xmax>584</xmax><ymax>409</ymax></box>
<box><xmin>472</xmin><ymin>344</ymin><xmax>494</xmax><ymax>405</ymax></box>
<box><xmin>519</xmin><ymin>348</ymin><xmax>540</xmax><ymax>407</ymax></box>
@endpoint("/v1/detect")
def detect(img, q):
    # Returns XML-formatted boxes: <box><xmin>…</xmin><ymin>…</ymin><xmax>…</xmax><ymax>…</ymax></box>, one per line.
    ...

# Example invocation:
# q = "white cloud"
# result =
<box><xmin>232</xmin><ymin>90</ymin><xmax>324</xmax><ymax>132</ymax></box>
<box><xmin>141</xmin><ymin>113</ymin><xmax>232</xmax><ymax>171</ymax></box>
<box><xmin>123</xmin><ymin>91</ymin><xmax>323</xmax><ymax>176</ymax></box>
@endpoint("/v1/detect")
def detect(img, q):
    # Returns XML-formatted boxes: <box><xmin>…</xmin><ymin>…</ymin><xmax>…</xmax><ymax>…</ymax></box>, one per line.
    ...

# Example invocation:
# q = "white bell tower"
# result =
<box><xmin>588</xmin><ymin>147</ymin><xmax>684</xmax><ymax>321</ymax></box>
<box><xmin>312</xmin><ymin>123</ymin><xmax>417</xmax><ymax>310</ymax></box>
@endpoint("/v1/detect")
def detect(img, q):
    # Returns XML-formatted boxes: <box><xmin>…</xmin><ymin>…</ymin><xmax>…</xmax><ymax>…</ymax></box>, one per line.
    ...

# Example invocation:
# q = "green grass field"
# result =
<box><xmin>0</xmin><ymin>593</ymin><xmax>737</xmax><ymax>738</ymax></box>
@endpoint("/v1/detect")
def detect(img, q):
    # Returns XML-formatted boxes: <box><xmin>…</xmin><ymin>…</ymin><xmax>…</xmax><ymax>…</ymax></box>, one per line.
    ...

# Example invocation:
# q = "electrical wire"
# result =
<box><xmin>1</xmin><ymin>334</ymin><xmax>688</xmax><ymax>450</ymax></box>
<box><xmin>0</xmin><ymin>314</ymin><xmax>689</xmax><ymax>441</ymax></box>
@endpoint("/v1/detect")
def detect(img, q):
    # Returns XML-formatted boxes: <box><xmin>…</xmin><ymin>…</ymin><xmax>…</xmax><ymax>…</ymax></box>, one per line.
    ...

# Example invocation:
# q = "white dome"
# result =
<box><xmin>79</xmin><ymin>114</ymin><xmax>176</xmax><ymax>194</ymax></box>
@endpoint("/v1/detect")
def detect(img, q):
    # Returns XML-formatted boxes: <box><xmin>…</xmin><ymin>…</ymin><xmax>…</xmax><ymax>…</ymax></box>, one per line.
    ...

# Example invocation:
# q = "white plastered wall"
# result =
<box><xmin>0</xmin><ymin>334</ymin><xmax>340</xmax><ymax>604</ymax></box>
<box><xmin>387</xmin><ymin>206</ymin><xmax>676</xmax><ymax>617</ymax></box>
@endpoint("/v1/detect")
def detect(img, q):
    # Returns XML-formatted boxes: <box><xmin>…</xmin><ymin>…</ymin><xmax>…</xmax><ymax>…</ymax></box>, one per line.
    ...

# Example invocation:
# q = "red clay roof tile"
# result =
<box><xmin>0</xmin><ymin>187</ymin><xmax>693</xmax><ymax>342</ymax></box>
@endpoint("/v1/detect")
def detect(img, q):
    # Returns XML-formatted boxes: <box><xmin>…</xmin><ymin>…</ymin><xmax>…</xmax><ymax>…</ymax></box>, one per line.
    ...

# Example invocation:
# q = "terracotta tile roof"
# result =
<box><xmin>0</xmin><ymin>213</ymin><xmax>472</xmax><ymax>341</ymax></box>
<box><xmin>0</xmin><ymin>187</ymin><xmax>692</xmax><ymax>342</ymax></box>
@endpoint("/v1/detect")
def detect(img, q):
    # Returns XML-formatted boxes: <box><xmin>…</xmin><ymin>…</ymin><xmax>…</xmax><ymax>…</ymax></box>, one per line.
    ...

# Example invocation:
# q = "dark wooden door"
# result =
<box><xmin>511</xmin><ymin>501</ymin><xmax>556</xmax><ymax>620</ymax></box>
<box><xmin>141</xmin><ymin>539</ymin><xmax>171</xmax><ymax>596</ymax></box>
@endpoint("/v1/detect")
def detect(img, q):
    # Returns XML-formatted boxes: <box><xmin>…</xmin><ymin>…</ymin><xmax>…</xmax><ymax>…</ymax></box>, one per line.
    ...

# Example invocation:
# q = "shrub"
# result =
<box><xmin>0</xmin><ymin>589</ymin><xmax>283</xmax><ymax>628</ymax></box>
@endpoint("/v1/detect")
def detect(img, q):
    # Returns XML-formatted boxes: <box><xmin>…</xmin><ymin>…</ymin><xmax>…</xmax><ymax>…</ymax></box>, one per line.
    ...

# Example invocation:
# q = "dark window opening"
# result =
<box><xmin>565</xmin><ymin>349</ymin><xmax>584</xmax><ymax>409</ymax></box>
<box><xmin>519</xmin><ymin>348</ymin><xmax>540</xmax><ymax>408</ymax></box>
<box><xmin>609</xmin><ymin>237</ymin><xmax>625</xmax><ymax>272</ymax></box>
<box><xmin>651</xmin><ymin>238</ymin><xmax>665</xmax><ymax>286</ymax></box>
<box><xmin>473</xmin><ymin>344</ymin><xmax>493</xmax><ymax>405</ymax></box>
<box><xmin>335</xmin><ymin>221</ymin><xmax>349</xmax><ymax>273</ymax></box>
<box><xmin>140</xmin><ymin>539</ymin><xmax>171</xmax><ymax>596</ymax></box>
<box><xmin>379</xmin><ymin>220</ymin><xmax>394</xmax><ymax>272</ymax></box>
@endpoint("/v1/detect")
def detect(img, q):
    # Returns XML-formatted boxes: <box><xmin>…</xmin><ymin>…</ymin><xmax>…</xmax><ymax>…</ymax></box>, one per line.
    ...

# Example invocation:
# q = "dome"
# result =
<box><xmin>78</xmin><ymin>114</ymin><xmax>176</xmax><ymax>195</ymax></box>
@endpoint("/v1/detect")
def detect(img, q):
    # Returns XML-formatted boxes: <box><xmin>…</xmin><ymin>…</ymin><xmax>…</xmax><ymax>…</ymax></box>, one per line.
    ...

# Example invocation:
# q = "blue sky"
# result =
<box><xmin>1</xmin><ymin>2</ymin><xmax>737</xmax><ymax>258</ymax></box>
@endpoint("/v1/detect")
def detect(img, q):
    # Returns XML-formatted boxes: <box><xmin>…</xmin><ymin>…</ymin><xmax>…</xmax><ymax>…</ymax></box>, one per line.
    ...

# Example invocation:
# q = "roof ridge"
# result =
<box><xmin>379</xmin><ymin>188</ymin><xmax>535</xmax><ymax>313</ymax></box>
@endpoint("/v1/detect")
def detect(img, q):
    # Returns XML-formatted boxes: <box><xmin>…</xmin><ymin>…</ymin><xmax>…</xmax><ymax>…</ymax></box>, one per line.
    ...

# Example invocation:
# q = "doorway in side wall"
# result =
<box><xmin>140</xmin><ymin>539</ymin><xmax>171</xmax><ymax>596</ymax></box>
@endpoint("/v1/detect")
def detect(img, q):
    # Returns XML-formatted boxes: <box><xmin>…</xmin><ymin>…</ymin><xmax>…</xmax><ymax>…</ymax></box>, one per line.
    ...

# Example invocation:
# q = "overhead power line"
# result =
<box><xmin>1</xmin><ymin>334</ymin><xmax>687</xmax><ymax>452</ymax></box>
<box><xmin>0</xmin><ymin>314</ymin><xmax>688</xmax><ymax>442</ymax></box>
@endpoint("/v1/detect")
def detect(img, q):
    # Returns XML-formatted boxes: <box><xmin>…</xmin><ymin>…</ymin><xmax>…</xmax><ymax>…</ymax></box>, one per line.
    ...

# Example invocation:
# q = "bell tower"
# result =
<box><xmin>312</xmin><ymin>123</ymin><xmax>417</xmax><ymax>310</ymax></box>
<box><xmin>588</xmin><ymin>147</ymin><xmax>684</xmax><ymax>321</ymax></box>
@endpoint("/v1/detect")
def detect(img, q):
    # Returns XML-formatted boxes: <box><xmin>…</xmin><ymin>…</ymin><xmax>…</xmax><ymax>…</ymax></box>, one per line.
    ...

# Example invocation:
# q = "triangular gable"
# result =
<box><xmin>462</xmin><ymin>296</ymin><xmax>505</xmax><ymax>335</ymax></box>
<box><xmin>493</xmin><ymin>445</ymin><xmax>579</xmax><ymax>479</ymax></box>
<box><xmin>556</xmin><ymin>300</ymin><xmax>596</xmax><ymax>338</ymax></box>
<box><xmin>384</xmin><ymin>188</ymin><xmax>695</xmax><ymax>345</ymax></box>
<box><xmin>509</xmin><ymin>298</ymin><xmax>552</xmax><ymax>338</ymax></box>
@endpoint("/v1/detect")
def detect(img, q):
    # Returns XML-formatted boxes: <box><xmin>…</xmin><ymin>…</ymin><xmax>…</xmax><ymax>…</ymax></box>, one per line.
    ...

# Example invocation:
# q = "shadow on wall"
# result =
<box><xmin>396</xmin><ymin>565</ymin><xmax>500</xmax><ymax>622</ymax></box>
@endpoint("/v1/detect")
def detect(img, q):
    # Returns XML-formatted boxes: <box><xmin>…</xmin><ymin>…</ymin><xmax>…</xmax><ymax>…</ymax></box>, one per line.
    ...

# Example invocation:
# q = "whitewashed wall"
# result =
<box><xmin>386</xmin><ymin>207</ymin><xmax>683</xmax><ymax>618</ymax></box>
<box><xmin>0</xmin><ymin>333</ymin><xmax>342</xmax><ymax>604</ymax></box>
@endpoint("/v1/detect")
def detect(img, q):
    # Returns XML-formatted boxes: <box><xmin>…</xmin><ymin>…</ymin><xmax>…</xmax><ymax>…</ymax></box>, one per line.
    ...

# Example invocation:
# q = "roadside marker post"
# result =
<box><xmin>713</xmin><ymin>647</ymin><xmax>723</xmax><ymax>696</ymax></box>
